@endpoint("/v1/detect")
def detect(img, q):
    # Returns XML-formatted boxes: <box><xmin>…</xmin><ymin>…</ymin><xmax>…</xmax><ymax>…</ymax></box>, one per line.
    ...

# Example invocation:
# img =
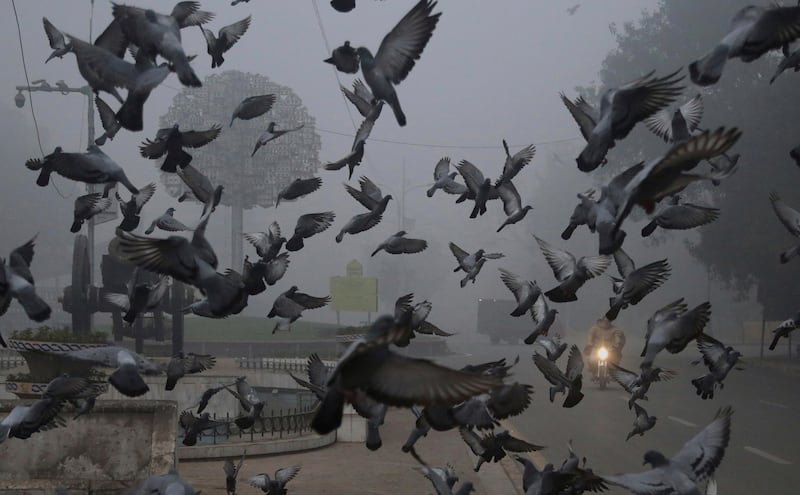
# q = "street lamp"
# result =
<box><xmin>14</xmin><ymin>80</ymin><xmax>117</xmax><ymax>331</ymax></box>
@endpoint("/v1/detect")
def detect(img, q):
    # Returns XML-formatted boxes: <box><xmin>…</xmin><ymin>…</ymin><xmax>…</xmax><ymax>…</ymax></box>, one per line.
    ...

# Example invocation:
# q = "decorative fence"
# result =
<box><xmin>177</xmin><ymin>406</ymin><xmax>319</xmax><ymax>445</ymax></box>
<box><xmin>236</xmin><ymin>357</ymin><xmax>335</xmax><ymax>372</ymax></box>
<box><xmin>0</xmin><ymin>349</ymin><xmax>25</xmax><ymax>370</ymax></box>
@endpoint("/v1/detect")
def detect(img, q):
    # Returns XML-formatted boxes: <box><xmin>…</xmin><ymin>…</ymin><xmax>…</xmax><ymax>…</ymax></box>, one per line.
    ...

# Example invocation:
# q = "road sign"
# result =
<box><xmin>330</xmin><ymin>260</ymin><xmax>377</xmax><ymax>312</ymax></box>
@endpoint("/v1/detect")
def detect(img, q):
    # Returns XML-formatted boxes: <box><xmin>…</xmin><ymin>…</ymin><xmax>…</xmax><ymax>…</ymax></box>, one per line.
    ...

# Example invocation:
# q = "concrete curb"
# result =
<box><xmin>177</xmin><ymin>431</ymin><xmax>336</xmax><ymax>460</ymax></box>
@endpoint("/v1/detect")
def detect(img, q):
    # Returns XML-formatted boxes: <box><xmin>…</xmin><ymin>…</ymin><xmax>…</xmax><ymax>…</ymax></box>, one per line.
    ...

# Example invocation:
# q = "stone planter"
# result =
<box><xmin>4</xmin><ymin>339</ymin><xmax>110</xmax><ymax>399</ymax></box>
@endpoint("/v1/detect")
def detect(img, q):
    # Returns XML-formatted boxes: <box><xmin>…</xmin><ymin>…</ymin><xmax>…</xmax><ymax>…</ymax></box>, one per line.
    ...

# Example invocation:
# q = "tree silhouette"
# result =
<box><xmin>158</xmin><ymin>71</ymin><xmax>321</xmax><ymax>269</ymax></box>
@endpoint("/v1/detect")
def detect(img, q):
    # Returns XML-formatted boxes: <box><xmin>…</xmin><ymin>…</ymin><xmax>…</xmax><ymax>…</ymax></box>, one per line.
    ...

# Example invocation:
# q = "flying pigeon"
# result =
<box><xmin>427</xmin><ymin>157</ymin><xmax>467</xmax><ymax>198</ymax></box>
<box><xmin>341</xmin><ymin>79</ymin><xmax>378</xmax><ymax>118</ymax></box>
<box><xmin>561</xmin><ymin>190</ymin><xmax>596</xmax><ymax>240</ymax></box>
<box><xmin>342</xmin><ymin>0</ymin><xmax>441</xmax><ymax>126</ymax></box>
<box><xmin>71</xmin><ymin>192</ymin><xmax>112</xmax><ymax>233</ymax></box>
<box><xmin>644</xmin><ymin>94</ymin><xmax>704</xmax><ymax>144</ymax></box>
<box><xmin>336</xmin><ymin>179</ymin><xmax>392</xmax><ymax>242</ymax></box>
<box><xmin>627</xmin><ymin>402</ymin><xmax>657</xmax><ymax>441</ymax></box>
<box><xmin>641</xmin><ymin>196</ymin><xmax>720</xmax><ymax>237</ymax></box>
<box><xmin>602</xmin><ymin>407</ymin><xmax>733</xmax><ymax>495</ymax></box>
<box><xmin>448</xmin><ymin>242</ymin><xmax>503</xmax><ymax>282</ymax></box>
<box><xmin>689</xmin><ymin>5</ymin><xmax>800</xmax><ymax>86</ymax></box>
<box><xmin>133</xmin><ymin>469</ymin><xmax>200</xmax><ymax>495</ymax></box>
<box><xmin>524</xmin><ymin>295</ymin><xmax>558</xmax><ymax>345</ymax></box>
<box><xmin>606</xmin><ymin>248</ymin><xmax>671</xmax><ymax>321</ymax></box>
<box><xmin>641</xmin><ymin>299</ymin><xmax>711</xmax><ymax>368</ymax></box>
<box><xmin>533</xmin><ymin>345</ymin><xmax>584</xmax><ymax>407</ymax></box>
<box><xmin>691</xmin><ymin>333</ymin><xmax>743</xmax><ymax>400</ymax></box>
<box><xmin>230</xmin><ymin>94</ymin><xmax>277</xmax><ymax>127</ymax></box>
<box><xmin>0</xmin><ymin>398</ymin><xmax>65</xmax><ymax>444</ymax></box>
<box><xmin>60</xmin><ymin>346</ymin><xmax>160</xmax><ymax>397</ymax></box>
<box><xmin>496</xmin><ymin>181</ymin><xmax>533</xmax><ymax>232</ymax></box>
<box><xmin>115</xmin><ymin>182</ymin><xmax>156</xmax><ymax>232</ymax></box>
<box><xmin>769</xmin><ymin>316</ymin><xmax>799</xmax><ymax>351</ymax></box>
<box><xmin>532</xmin><ymin>334</ymin><xmax>567</xmax><ymax>362</ymax></box>
<box><xmin>459</xmin><ymin>427</ymin><xmax>544</xmax><ymax>472</ymax></box>
<box><xmin>26</xmin><ymin>145</ymin><xmax>139</xmax><ymax>194</ymax></box>
<box><xmin>420</xmin><ymin>464</ymin><xmax>473</xmax><ymax>495</ymax></box>
<box><xmin>324</xmin><ymin>103</ymin><xmax>383</xmax><ymax>179</ymax></box>
<box><xmin>180</xmin><ymin>410</ymin><xmax>228</xmax><ymax>446</ymax></box>
<box><xmin>104</xmin><ymin>268</ymin><xmax>168</xmax><ymax>324</ymax></box>
<box><xmin>610</xmin><ymin>363</ymin><xmax>676</xmax><ymax>409</ymax></box>
<box><xmin>176</xmin><ymin>164</ymin><xmax>224</xmax><ymax>214</ymax></box>
<box><xmin>139</xmin><ymin>124</ymin><xmax>221</xmax><ymax>173</ymax></box>
<box><xmin>223</xmin><ymin>451</ymin><xmax>246</xmax><ymax>495</ymax></box>
<box><xmin>569</xmin><ymin>70</ymin><xmax>684</xmax><ymax>172</ymax></box>
<box><xmin>285</xmin><ymin>212</ymin><xmax>336</xmax><ymax>252</ymax></box>
<box><xmin>200</xmin><ymin>16</ymin><xmax>251</xmax><ymax>68</ymax></box>
<box><xmin>534</xmin><ymin>236</ymin><xmax>610</xmax><ymax>303</ymax></box>
<box><xmin>0</xmin><ymin>236</ymin><xmax>52</xmax><ymax>322</ymax></box>
<box><xmin>770</xmin><ymin>42</ymin><xmax>800</xmax><ymax>84</ymax></box>
<box><xmin>324</xmin><ymin>40</ymin><xmax>360</xmax><ymax>73</ymax></box>
<box><xmin>268</xmin><ymin>286</ymin><xmax>330</xmax><ymax>333</ymax></box>
<box><xmin>244</xmin><ymin>221</ymin><xmax>286</xmax><ymax>262</ymax></box>
<box><xmin>145</xmin><ymin>208</ymin><xmax>191</xmax><ymax>235</ymax></box>
<box><xmin>94</xmin><ymin>96</ymin><xmax>121</xmax><ymax>146</ymax></box>
<box><xmin>276</xmin><ymin>177</ymin><xmax>322</xmax><ymax>207</ymax></box>
<box><xmin>248</xmin><ymin>466</ymin><xmax>301</xmax><ymax>494</ymax></box>
<box><xmin>499</xmin><ymin>268</ymin><xmax>541</xmax><ymax>317</ymax></box>
<box><xmin>166</xmin><ymin>352</ymin><xmax>217</xmax><ymax>390</ymax></box>
<box><xmin>371</xmin><ymin>231</ymin><xmax>428</xmax><ymax>256</ymax></box>
<box><xmin>252</xmin><ymin>122</ymin><xmax>305</xmax><ymax>156</ymax></box>
<box><xmin>496</xmin><ymin>140</ymin><xmax>536</xmax><ymax>187</ymax></box>
<box><xmin>455</xmin><ymin>160</ymin><xmax>501</xmax><ymax>218</ymax></box>
<box><xmin>42</xmin><ymin>17</ymin><xmax>70</xmax><ymax>62</ymax></box>
<box><xmin>769</xmin><ymin>191</ymin><xmax>800</xmax><ymax>263</ymax></box>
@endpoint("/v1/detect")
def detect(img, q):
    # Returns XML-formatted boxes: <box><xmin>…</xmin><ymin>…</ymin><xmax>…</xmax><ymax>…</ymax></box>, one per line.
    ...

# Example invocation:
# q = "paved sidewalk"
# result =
<box><xmin>180</xmin><ymin>408</ymin><xmax>533</xmax><ymax>494</ymax></box>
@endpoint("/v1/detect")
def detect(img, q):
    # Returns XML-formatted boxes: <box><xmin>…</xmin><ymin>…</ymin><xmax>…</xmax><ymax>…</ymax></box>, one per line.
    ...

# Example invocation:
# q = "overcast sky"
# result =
<box><xmin>3</xmin><ymin>0</ymin><xmax>759</xmax><ymax>337</ymax></box>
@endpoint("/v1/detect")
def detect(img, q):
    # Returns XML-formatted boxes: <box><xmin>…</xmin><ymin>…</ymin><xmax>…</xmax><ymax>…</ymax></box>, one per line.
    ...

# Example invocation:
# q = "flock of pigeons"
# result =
<box><xmin>1</xmin><ymin>1</ymin><xmax>800</xmax><ymax>494</ymax></box>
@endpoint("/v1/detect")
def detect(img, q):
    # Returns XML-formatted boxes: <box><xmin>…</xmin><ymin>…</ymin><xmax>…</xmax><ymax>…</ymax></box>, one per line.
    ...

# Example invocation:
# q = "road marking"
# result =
<box><xmin>759</xmin><ymin>399</ymin><xmax>789</xmax><ymax>409</ymax></box>
<box><xmin>667</xmin><ymin>416</ymin><xmax>697</xmax><ymax>427</ymax></box>
<box><xmin>744</xmin><ymin>446</ymin><xmax>792</xmax><ymax>465</ymax></box>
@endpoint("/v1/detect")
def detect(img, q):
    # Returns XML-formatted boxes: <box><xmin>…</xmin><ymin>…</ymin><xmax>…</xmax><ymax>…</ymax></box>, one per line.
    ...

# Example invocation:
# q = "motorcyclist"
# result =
<box><xmin>584</xmin><ymin>317</ymin><xmax>625</xmax><ymax>373</ymax></box>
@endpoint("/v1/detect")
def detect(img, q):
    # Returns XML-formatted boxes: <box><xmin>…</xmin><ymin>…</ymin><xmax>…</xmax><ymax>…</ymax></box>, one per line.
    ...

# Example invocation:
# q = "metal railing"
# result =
<box><xmin>237</xmin><ymin>357</ymin><xmax>335</xmax><ymax>372</ymax></box>
<box><xmin>0</xmin><ymin>349</ymin><xmax>25</xmax><ymax>370</ymax></box>
<box><xmin>177</xmin><ymin>406</ymin><xmax>319</xmax><ymax>445</ymax></box>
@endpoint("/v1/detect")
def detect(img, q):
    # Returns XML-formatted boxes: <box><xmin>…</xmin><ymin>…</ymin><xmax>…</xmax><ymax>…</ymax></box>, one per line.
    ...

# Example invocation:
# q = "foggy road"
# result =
<box><xmin>440</xmin><ymin>339</ymin><xmax>799</xmax><ymax>495</ymax></box>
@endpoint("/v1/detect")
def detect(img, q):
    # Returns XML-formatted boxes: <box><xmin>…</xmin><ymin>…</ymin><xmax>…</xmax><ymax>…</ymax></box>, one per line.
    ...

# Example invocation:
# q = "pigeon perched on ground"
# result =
<box><xmin>26</xmin><ymin>145</ymin><xmax>139</xmax><ymax>194</ymax></box>
<box><xmin>276</xmin><ymin>177</ymin><xmax>322</xmax><ymax>207</ymax></box>
<box><xmin>524</xmin><ymin>295</ymin><xmax>557</xmax><ymax>345</ymax></box>
<box><xmin>456</xmin><ymin>160</ymin><xmax>501</xmax><ymax>218</ymax></box>
<box><xmin>627</xmin><ymin>403</ymin><xmax>657</xmax><ymax>441</ymax></box>
<box><xmin>248</xmin><ymin>466</ymin><xmax>301</xmax><ymax>494</ymax></box>
<box><xmin>285</xmin><ymin>212</ymin><xmax>336</xmax><ymax>252</ymax></box>
<box><xmin>71</xmin><ymin>192</ymin><xmax>112</xmax><ymax>233</ymax></box>
<box><xmin>145</xmin><ymin>208</ymin><xmax>191</xmax><ymax>235</ymax></box>
<box><xmin>341</xmin><ymin>79</ymin><xmax>378</xmax><ymax>118</ymax></box>
<box><xmin>691</xmin><ymin>333</ymin><xmax>743</xmax><ymax>400</ymax></box>
<box><xmin>496</xmin><ymin>181</ymin><xmax>533</xmax><ymax>232</ymax></box>
<box><xmin>60</xmin><ymin>346</ymin><xmax>160</xmax><ymax>397</ymax></box>
<box><xmin>460</xmin><ymin>427</ymin><xmax>544</xmax><ymax>472</ymax></box>
<box><xmin>770</xmin><ymin>42</ymin><xmax>800</xmax><ymax>84</ymax></box>
<box><xmin>223</xmin><ymin>451</ymin><xmax>246</xmax><ymax>495</ymax></box>
<box><xmin>644</xmin><ymin>94</ymin><xmax>704</xmax><ymax>144</ymax></box>
<box><xmin>341</xmin><ymin>0</ymin><xmax>441</xmax><ymax>126</ymax></box>
<box><xmin>371</xmin><ymin>231</ymin><xmax>428</xmax><ymax>256</ymax></box>
<box><xmin>420</xmin><ymin>464</ymin><xmax>473</xmax><ymax>495</ymax></box>
<box><xmin>535</xmin><ymin>236</ymin><xmax>610</xmax><ymax>303</ymax></box>
<box><xmin>0</xmin><ymin>236</ymin><xmax>52</xmax><ymax>322</ymax></box>
<box><xmin>116</xmin><ymin>183</ymin><xmax>156</xmax><ymax>232</ymax></box>
<box><xmin>180</xmin><ymin>410</ymin><xmax>228</xmax><ymax>446</ymax></box>
<box><xmin>449</xmin><ymin>242</ymin><xmax>504</xmax><ymax>287</ymax></box>
<box><xmin>324</xmin><ymin>40</ymin><xmax>360</xmax><ymax>73</ymax></box>
<box><xmin>496</xmin><ymin>140</ymin><xmax>536</xmax><ymax>187</ymax></box>
<box><xmin>533</xmin><ymin>334</ymin><xmax>568</xmax><ymax>362</ymax></box>
<box><xmin>311</xmin><ymin>315</ymin><xmax>502</xmax><ymax>435</ymax></box>
<box><xmin>769</xmin><ymin>316</ymin><xmax>799</xmax><ymax>351</ymax></box>
<box><xmin>603</xmin><ymin>406</ymin><xmax>733</xmax><ymax>495</ymax></box>
<box><xmin>641</xmin><ymin>299</ymin><xmax>711</xmax><ymax>368</ymax></box>
<box><xmin>104</xmin><ymin>268</ymin><xmax>168</xmax><ymax>324</ymax></box>
<box><xmin>606</xmin><ymin>248</ymin><xmax>671</xmax><ymax>321</ymax></box>
<box><xmin>176</xmin><ymin>165</ymin><xmax>224</xmax><ymax>214</ymax></box>
<box><xmin>268</xmin><ymin>286</ymin><xmax>330</xmax><ymax>333</ymax></box>
<box><xmin>641</xmin><ymin>196</ymin><xmax>720</xmax><ymax>237</ymax></box>
<box><xmin>769</xmin><ymin>191</ymin><xmax>800</xmax><ymax>263</ymax></box>
<box><xmin>94</xmin><ymin>96</ymin><xmax>121</xmax><ymax>146</ymax></box>
<box><xmin>252</xmin><ymin>122</ymin><xmax>305</xmax><ymax>156</ymax></box>
<box><xmin>610</xmin><ymin>363</ymin><xmax>676</xmax><ymax>409</ymax></box>
<box><xmin>200</xmin><ymin>16</ymin><xmax>251</xmax><ymax>68</ymax></box>
<box><xmin>561</xmin><ymin>190</ymin><xmax>596</xmax><ymax>240</ymax></box>
<box><xmin>42</xmin><ymin>17</ymin><xmax>71</xmax><ymax>62</ymax></box>
<box><xmin>689</xmin><ymin>5</ymin><xmax>800</xmax><ymax>86</ymax></box>
<box><xmin>244</xmin><ymin>221</ymin><xmax>285</xmax><ymax>262</ymax></box>
<box><xmin>230</xmin><ymin>94</ymin><xmax>277</xmax><ymax>126</ymax></box>
<box><xmin>291</xmin><ymin>353</ymin><xmax>388</xmax><ymax>450</ymax></box>
<box><xmin>337</xmin><ymin>179</ymin><xmax>392</xmax><ymax>242</ymax></box>
<box><xmin>499</xmin><ymin>268</ymin><xmax>541</xmax><ymax>317</ymax></box>
<box><xmin>0</xmin><ymin>398</ymin><xmax>65</xmax><ymax>444</ymax></box>
<box><xmin>166</xmin><ymin>352</ymin><xmax>217</xmax><ymax>390</ymax></box>
<box><xmin>533</xmin><ymin>345</ymin><xmax>584</xmax><ymax>408</ymax></box>
<box><xmin>110</xmin><ymin>2</ymin><xmax>209</xmax><ymax>87</ymax></box>
<box><xmin>427</xmin><ymin>157</ymin><xmax>468</xmax><ymax>198</ymax></box>
<box><xmin>140</xmin><ymin>124</ymin><xmax>221</xmax><ymax>173</ymax></box>
<box><xmin>569</xmin><ymin>70</ymin><xmax>684</xmax><ymax>172</ymax></box>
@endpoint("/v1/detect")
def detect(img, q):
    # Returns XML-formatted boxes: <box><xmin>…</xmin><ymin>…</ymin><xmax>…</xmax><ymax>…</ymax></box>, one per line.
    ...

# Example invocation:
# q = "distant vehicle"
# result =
<box><xmin>477</xmin><ymin>298</ymin><xmax>528</xmax><ymax>344</ymax></box>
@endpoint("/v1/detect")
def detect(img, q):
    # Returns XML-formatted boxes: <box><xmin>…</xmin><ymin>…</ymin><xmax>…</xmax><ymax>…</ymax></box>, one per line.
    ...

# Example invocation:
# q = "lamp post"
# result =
<box><xmin>14</xmin><ymin>80</ymin><xmax>115</xmax><ymax>331</ymax></box>
<box><xmin>375</xmin><ymin>161</ymin><xmax>430</xmax><ymax>230</ymax></box>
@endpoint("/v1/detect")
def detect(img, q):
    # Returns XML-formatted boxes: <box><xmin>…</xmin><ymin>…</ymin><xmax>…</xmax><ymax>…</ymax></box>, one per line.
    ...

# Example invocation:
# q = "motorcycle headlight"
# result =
<box><xmin>597</xmin><ymin>347</ymin><xmax>609</xmax><ymax>360</ymax></box>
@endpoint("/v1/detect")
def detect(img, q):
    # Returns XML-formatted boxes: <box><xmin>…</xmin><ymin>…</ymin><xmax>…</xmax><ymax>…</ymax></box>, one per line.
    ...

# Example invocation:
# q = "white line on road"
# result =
<box><xmin>759</xmin><ymin>399</ymin><xmax>789</xmax><ymax>409</ymax></box>
<box><xmin>744</xmin><ymin>446</ymin><xmax>793</xmax><ymax>465</ymax></box>
<box><xmin>667</xmin><ymin>416</ymin><xmax>697</xmax><ymax>427</ymax></box>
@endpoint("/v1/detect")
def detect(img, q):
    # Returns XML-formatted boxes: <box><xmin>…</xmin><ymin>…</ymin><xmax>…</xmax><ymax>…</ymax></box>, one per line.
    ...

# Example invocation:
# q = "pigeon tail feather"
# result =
<box><xmin>109</xmin><ymin>367</ymin><xmax>149</xmax><ymax>397</ymax></box>
<box><xmin>311</xmin><ymin>388</ymin><xmax>345</xmax><ymax>434</ymax></box>
<box><xmin>641</xmin><ymin>220</ymin><xmax>658</xmax><ymax>237</ymax></box>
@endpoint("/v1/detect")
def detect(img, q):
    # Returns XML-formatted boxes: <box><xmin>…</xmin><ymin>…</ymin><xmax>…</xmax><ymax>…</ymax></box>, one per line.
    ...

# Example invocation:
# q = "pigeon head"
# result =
<box><xmin>167</xmin><ymin>208</ymin><xmax>176</xmax><ymax>215</ymax></box>
<box><xmin>267</xmin><ymin>122</ymin><xmax>277</xmax><ymax>132</ymax></box>
<box><xmin>642</xmin><ymin>450</ymin><xmax>668</xmax><ymax>467</ymax></box>
<box><xmin>475</xmin><ymin>249</ymin><xmax>486</xmax><ymax>259</ymax></box>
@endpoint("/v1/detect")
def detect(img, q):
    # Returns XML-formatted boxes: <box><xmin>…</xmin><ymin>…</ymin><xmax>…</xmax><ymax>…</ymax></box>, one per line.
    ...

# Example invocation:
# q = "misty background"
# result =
<box><xmin>0</xmin><ymin>0</ymin><xmax>776</xmax><ymax>345</ymax></box>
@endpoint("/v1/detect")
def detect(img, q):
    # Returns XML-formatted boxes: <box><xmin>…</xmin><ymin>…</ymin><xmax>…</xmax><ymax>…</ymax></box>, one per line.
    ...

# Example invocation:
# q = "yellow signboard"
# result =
<box><xmin>330</xmin><ymin>275</ymin><xmax>377</xmax><ymax>312</ymax></box>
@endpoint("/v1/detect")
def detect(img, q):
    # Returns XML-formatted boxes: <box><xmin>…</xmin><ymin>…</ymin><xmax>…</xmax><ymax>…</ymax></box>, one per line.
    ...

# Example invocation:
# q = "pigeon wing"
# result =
<box><xmin>433</xmin><ymin>157</ymin><xmax>451</xmax><ymax>180</ymax></box>
<box><xmin>218</xmin><ymin>16</ymin><xmax>251</xmax><ymax>50</ymax></box>
<box><xmin>288</xmin><ymin>291</ymin><xmax>331</xmax><ymax>309</ymax></box>
<box><xmin>671</xmin><ymin>406</ymin><xmax>733</xmax><ymax>481</ymax></box>
<box><xmin>769</xmin><ymin>192</ymin><xmax>800</xmax><ymax>237</ymax></box>
<box><xmin>373</xmin><ymin>0</ymin><xmax>441</xmax><ymax>84</ymax></box>
<box><xmin>561</xmin><ymin>93</ymin><xmax>597</xmax><ymax>140</ymax></box>
<box><xmin>534</xmin><ymin>236</ymin><xmax>576</xmax><ymax>282</ymax></box>
<box><xmin>181</xmin><ymin>126</ymin><xmax>222</xmax><ymax>148</ymax></box>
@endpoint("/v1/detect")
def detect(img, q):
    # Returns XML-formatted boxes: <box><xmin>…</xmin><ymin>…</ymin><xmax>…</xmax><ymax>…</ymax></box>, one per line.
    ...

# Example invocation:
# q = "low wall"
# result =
<box><xmin>0</xmin><ymin>400</ymin><xmax>176</xmax><ymax>494</ymax></box>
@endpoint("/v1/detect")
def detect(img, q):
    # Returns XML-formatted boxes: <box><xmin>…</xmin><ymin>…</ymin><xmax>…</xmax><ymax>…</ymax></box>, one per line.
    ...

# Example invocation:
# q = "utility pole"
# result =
<box><xmin>15</xmin><ymin>81</ymin><xmax>117</xmax><ymax>331</ymax></box>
